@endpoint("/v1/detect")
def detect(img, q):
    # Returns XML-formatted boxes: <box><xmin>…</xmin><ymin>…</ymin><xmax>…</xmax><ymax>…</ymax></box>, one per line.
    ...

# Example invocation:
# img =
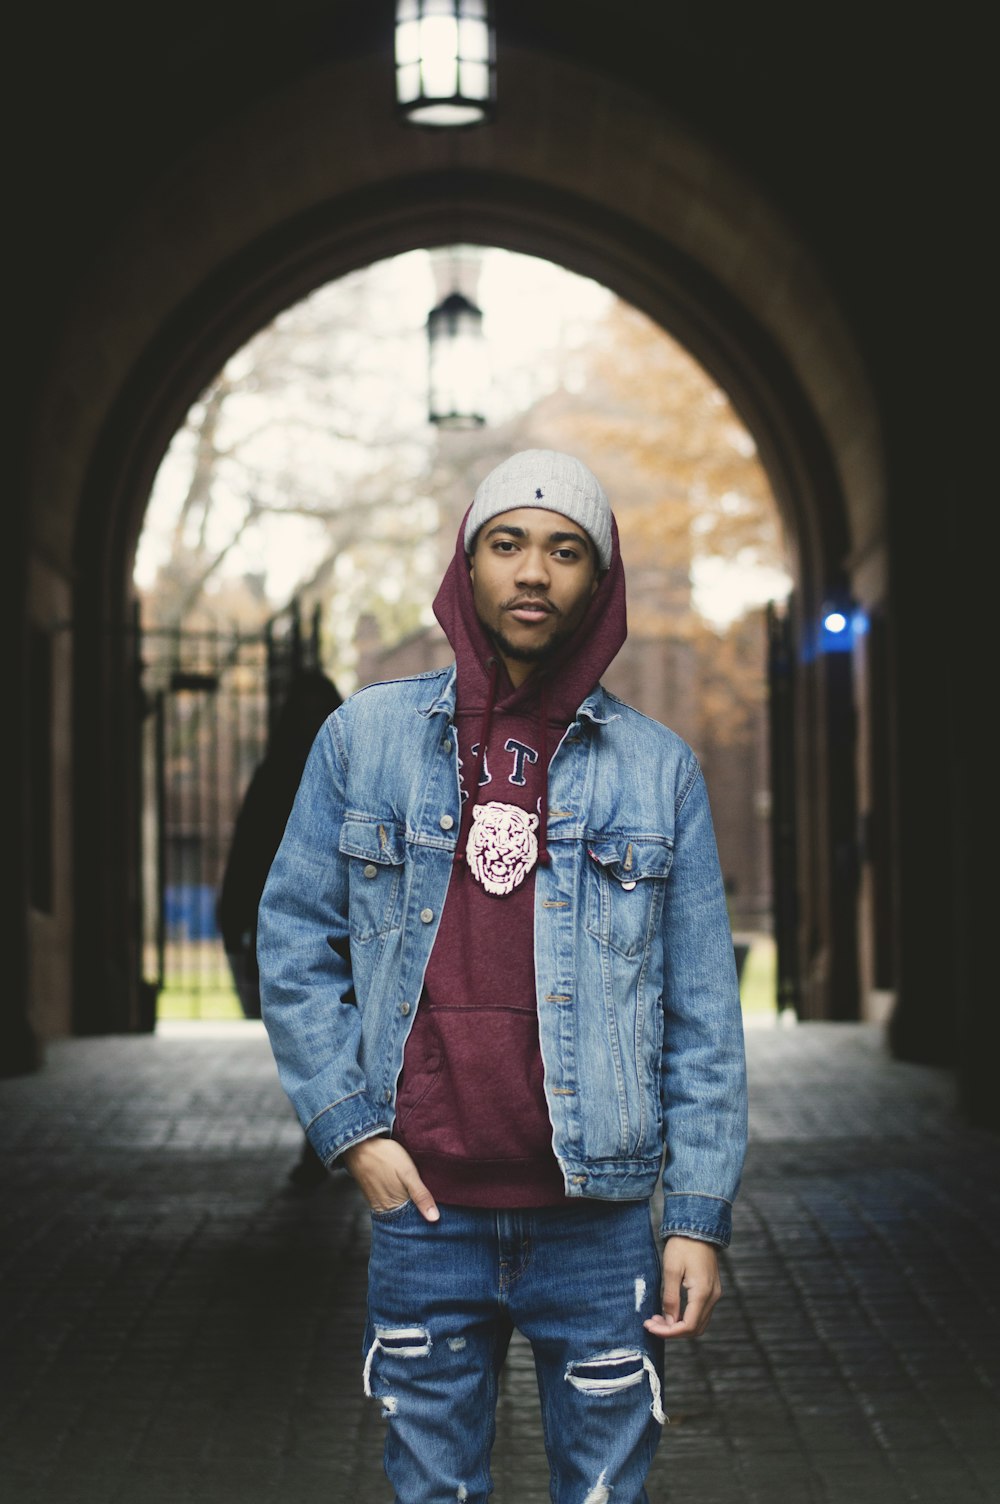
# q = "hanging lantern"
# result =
<box><xmin>395</xmin><ymin>0</ymin><xmax>496</xmax><ymax>128</ymax></box>
<box><xmin>427</xmin><ymin>290</ymin><xmax>487</xmax><ymax>427</ymax></box>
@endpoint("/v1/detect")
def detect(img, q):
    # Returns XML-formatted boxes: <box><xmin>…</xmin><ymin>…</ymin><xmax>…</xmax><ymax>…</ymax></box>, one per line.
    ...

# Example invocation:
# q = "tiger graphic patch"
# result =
<box><xmin>466</xmin><ymin>802</ymin><xmax>539</xmax><ymax>896</ymax></box>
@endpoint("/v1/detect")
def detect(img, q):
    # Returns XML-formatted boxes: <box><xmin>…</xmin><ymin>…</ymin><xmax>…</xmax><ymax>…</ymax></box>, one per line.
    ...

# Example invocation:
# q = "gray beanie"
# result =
<box><xmin>464</xmin><ymin>449</ymin><xmax>613</xmax><ymax>571</ymax></box>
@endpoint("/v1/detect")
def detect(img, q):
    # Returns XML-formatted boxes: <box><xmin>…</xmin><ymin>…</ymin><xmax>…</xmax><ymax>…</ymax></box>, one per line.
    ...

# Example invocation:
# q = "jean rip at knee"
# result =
<box><xmin>564</xmin><ymin>1347</ymin><xmax>666</xmax><ymax>1425</ymax></box>
<box><xmin>362</xmin><ymin>1324</ymin><xmax>433</xmax><ymax>1399</ymax></box>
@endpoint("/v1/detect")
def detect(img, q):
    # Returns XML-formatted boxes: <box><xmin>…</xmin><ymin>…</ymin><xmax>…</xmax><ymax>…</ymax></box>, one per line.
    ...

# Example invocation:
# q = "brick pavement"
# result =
<box><xmin>1</xmin><ymin>1019</ymin><xmax>998</xmax><ymax>1504</ymax></box>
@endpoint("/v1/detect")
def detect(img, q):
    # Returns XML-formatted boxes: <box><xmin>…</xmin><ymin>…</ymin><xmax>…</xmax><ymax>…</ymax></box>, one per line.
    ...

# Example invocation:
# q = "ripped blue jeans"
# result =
<box><xmin>363</xmin><ymin>1199</ymin><xmax>665</xmax><ymax>1504</ymax></box>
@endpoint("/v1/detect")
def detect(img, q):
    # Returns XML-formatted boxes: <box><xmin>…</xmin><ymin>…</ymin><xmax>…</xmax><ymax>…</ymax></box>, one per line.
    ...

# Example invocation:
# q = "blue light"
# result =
<box><xmin>812</xmin><ymin>599</ymin><xmax>857</xmax><ymax>656</ymax></box>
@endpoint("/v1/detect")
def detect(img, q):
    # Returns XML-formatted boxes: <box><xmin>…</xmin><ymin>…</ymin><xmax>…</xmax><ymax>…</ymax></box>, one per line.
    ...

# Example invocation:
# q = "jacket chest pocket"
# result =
<box><xmin>340</xmin><ymin>818</ymin><xmax>406</xmax><ymax>944</ymax></box>
<box><xmin>584</xmin><ymin>836</ymin><xmax>673</xmax><ymax>959</ymax></box>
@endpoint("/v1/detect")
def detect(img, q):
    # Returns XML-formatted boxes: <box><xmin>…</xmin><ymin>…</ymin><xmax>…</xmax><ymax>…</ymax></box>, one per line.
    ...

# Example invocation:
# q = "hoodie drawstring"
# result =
<box><xmin>454</xmin><ymin>655</ymin><xmax>500</xmax><ymax>866</ymax></box>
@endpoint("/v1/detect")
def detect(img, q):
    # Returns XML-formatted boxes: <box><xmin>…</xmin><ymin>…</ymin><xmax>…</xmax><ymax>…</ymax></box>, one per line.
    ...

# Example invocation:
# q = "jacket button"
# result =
<box><xmin>362</xmin><ymin>863</ymin><xmax>378</xmax><ymax>879</ymax></box>
<box><xmin>439</xmin><ymin>814</ymin><xmax>454</xmax><ymax>830</ymax></box>
<box><xmin>420</xmin><ymin>908</ymin><xmax>434</xmax><ymax>923</ymax></box>
<box><xmin>400</xmin><ymin>1001</ymin><xmax>411</xmax><ymax>1016</ymax></box>
<box><xmin>621</xmin><ymin>880</ymin><xmax>637</xmax><ymax>891</ymax></box>
<box><xmin>383</xmin><ymin>1089</ymin><xmax>392</xmax><ymax>1104</ymax></box>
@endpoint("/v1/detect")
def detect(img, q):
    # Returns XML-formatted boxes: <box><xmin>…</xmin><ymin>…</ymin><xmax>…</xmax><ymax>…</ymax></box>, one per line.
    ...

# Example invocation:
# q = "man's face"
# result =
<box><xmin>468</xmin><ymin>507</ymin><xmax>600</xmax><ymax>684</ymax></box>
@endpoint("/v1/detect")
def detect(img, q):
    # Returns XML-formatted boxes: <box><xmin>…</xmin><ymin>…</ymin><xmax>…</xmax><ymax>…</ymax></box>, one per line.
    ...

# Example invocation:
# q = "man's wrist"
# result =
<box><xmin>660</xmin><ymin>1191</ymin><xmax>733</xmax><ymax>1247</ymax></box>
<box><xmin>340</xmin><ymin>1132</ymin><xmax>389</xmax><ymax>1169</ymax></box>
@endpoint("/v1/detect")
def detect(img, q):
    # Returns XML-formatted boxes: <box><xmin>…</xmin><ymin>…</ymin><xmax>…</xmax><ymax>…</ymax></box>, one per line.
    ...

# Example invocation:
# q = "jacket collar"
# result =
<box><xmin>576</xmin><ymin>687</ymin><xmax>621</xmax><ymax>727</ymax></box>
<box><xmin>417</xmin><ymin>664</ymin><xmax>458</xmax><ymax>719</ymax></box>
<box><xmin>417</xmin><ymin>667</ymin><xmax>620</xmax><ymax>729</ymax></box>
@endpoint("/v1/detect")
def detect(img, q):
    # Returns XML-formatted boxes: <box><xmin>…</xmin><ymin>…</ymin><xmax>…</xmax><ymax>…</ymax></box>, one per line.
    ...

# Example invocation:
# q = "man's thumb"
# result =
<box><xmin>406</xmin><ymin>1173</ymin><xmax>440</xmax><ymax>1223</ymax></box>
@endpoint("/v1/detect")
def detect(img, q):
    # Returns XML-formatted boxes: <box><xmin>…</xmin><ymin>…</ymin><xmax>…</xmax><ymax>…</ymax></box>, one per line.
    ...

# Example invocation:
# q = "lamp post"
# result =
<box><xmin>395</xmin><ymin>0</ymin><xmax>496</xmax><ymax>128</ymax></box>
<box><xmin>427</xmin><ymin>289</ymin><xmax>487</xmax><ymax>427</ymax></box>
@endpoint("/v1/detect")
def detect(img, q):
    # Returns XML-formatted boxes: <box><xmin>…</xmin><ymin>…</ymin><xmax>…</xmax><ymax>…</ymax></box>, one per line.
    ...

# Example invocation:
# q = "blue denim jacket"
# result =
<box><xmin>258</xmin><ymin>666</ymin><xmax>748</xmax><ymax>1246</ymax></box>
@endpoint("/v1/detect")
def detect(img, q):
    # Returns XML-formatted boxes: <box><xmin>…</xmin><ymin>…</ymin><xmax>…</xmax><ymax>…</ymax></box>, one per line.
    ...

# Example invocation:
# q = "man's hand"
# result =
<box><xmin>643</xmin><ymin>1235</ymin><xmax>721</xmax><ymax>1340</ymax></box>
<box><xmin>341</xmin><ymin>1137</ymin><xmax>440</xmax><ymax>1222</ymax></box>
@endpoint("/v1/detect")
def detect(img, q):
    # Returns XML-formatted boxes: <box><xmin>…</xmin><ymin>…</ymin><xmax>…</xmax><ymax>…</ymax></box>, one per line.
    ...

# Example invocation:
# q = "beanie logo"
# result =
<box><xmin>535</xmin><ymin>488</ymin><xmax>544</xmax><ymax>499</ymax></box>
<box><xmin>466</xmin><ymin>802</ymin><xmax>539</xmax><ymax>896</ymax></box>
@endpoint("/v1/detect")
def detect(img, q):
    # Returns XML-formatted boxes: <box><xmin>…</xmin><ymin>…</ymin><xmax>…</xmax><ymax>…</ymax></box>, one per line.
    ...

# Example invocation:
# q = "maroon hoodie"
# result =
<box><xmin>391</xmin><ymin>509</ymin><xmax>628</xmax><ymax>1206</ymax></box>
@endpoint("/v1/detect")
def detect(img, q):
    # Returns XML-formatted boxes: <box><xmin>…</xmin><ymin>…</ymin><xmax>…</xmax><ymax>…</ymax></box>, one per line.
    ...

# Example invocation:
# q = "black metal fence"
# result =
<box><xmin>140</xmin><ymin>601</ymin><xmax>321</xmax><ymax>1020</ymax></box>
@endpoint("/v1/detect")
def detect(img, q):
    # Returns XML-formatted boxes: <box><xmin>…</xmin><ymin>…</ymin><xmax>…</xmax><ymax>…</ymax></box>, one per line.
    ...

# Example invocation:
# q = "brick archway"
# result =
<box><xmin>26</xmin><ymin>41</ymin><xmax>879</xmax><ymax>1051</ymax></box>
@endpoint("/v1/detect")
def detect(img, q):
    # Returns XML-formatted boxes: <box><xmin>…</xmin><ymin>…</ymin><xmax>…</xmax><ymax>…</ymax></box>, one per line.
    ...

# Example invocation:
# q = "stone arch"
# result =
<box><xmin>28</xmin><ymin>45</ymin><xmax>880</xmax><ymax>1036</ymax></box>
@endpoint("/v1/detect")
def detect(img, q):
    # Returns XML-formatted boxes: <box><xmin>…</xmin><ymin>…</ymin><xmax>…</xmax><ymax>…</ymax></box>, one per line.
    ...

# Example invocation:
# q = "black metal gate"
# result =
<box><xmin>140</xmin><ymin>601</ymin><xmax>322</xmax><ymax>1020</ymax></box>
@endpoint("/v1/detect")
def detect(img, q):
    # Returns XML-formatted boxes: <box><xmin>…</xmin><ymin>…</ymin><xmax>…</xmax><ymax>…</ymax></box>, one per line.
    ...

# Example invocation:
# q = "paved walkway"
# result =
<box><xmin>1</xmin><ymin>1019</ymin><xmax>998</xmax><ymax>1504</ymax></box>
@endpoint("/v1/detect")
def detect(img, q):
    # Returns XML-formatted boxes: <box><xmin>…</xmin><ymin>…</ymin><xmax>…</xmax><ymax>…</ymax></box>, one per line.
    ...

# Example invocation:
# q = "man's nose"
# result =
<box><xmin>515</xmin><ymin>548</ymin><xmax>551</xmax><ymax>587</ymax></box>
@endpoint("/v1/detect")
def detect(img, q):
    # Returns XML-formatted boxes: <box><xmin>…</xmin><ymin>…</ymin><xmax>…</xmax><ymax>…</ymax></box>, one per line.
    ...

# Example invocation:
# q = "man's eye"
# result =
<box><xmin>554</xmin><ymin>548</ymin><xmax>579</xmax><ymax>561</ymax></box>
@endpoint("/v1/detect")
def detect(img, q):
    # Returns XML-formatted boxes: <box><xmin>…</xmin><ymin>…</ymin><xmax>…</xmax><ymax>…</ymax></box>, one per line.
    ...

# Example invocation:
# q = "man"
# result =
<box><xmin>258</xmin><ymin>449</ymin><xmax>748</xmax><ymax>1503</ymax></box>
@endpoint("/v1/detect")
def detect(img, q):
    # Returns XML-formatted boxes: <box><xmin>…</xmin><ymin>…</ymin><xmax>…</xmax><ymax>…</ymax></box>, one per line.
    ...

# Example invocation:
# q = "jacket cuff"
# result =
<box><xmin>660</xmin><ymin>1192</ymin><xmax>733</xmax><ymax>1248</ymax></box>
<box><xmin>304</xmin><ymin>1093</ymin><xmax>390</xmax><ymax>1167</ymax></box>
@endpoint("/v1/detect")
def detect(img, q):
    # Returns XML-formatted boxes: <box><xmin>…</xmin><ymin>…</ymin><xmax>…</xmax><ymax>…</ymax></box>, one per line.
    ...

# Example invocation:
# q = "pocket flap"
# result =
<box><xmin>587</xmin><ymin>836</ymin><xmax>673</xmax><ymax>882</ymax></box>
<box><xmin>339</xmin><ymin>818</ymin><xmax>405</xmax><ymax>865</ymax></box>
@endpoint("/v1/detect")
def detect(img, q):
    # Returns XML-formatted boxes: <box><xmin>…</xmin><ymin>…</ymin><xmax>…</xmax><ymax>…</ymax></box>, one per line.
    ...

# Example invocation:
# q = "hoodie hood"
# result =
<box><xmin>392</xmin><ymin>500</ymin><xmax>628</xmax><ymax>1204</ymax></box>
<box><xmin>432</xmin><ymin>502</ymin><xmax>628</xmax><ymax>723</ymax></box>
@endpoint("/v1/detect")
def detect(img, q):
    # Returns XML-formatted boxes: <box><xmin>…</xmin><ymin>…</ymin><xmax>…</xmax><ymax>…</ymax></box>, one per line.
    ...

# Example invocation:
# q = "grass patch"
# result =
<box><xmin>739</xmin><ymin>934</ymin><xmax>777</xmax><ymax>1017</ymax></box>
<box><xmin>151</xmin><ymin>940</ymin><xmax>248</xmax><ymax>1021</ymax></box>
<box><xmin>156</xmin><ymin>983</ymin><xmax>245</xmax><ymax>1022</ymax></box>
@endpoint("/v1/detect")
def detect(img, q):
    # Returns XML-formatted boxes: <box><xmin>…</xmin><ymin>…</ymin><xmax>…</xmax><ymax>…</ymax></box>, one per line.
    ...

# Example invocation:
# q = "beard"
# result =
<box><xmin>487</xmin><ymin>616</ymin><xmax>578</xmax><ymax>666</ymax></box>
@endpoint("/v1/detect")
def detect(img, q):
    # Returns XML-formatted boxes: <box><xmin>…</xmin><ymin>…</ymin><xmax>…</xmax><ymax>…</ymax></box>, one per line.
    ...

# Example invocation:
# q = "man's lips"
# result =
<box><xmin>505</xmin><ymin>599</ymin><xmax>556</xmax><ymax>623</ymax></box>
